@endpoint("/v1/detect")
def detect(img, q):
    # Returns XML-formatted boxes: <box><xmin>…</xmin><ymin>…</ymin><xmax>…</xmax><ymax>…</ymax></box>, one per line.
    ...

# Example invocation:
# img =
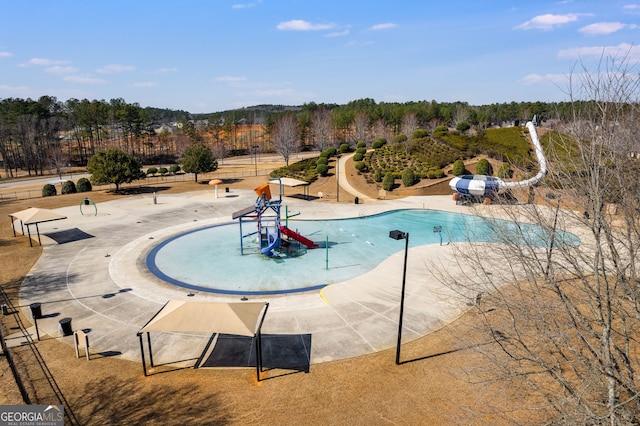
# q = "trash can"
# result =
<box><xmin>29</xmin><ymin>302</ymin><xmax>42</xmax><ymax>319</ymax></box>
<box><xmin>1</xmin><ymin>304</ymin><xmax>8</xmax><ymax>315</ymax></box>
<box><xmin>225</xmin><ymin>187</ymin><xmax>230</xmax><ymax>193</ymax></box>
<box><xmin>354</xmin><ymin>197</ymin><xmax>359</xmax><ymax>205</ymax></box>
<box><xmin>59</xmin><ymin>317</ymin><xmax>73</xmax><ymax>336</ymax></box>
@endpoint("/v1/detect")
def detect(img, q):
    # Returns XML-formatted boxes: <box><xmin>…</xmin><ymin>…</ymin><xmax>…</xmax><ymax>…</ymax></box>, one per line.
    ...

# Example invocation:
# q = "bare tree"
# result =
<box><xmin>400</xmin><ymin>113</ymin><xmax>418</xmax><ymax>155</ymax></box>
<box><xmin>272</xmin><ymin>114</ymin><xmax>299</xmax><ymax>167</ymax></box>
<box><xmin>310</xmin><ymin>108</ymin><xmax>334</xmax><ymax>152</ymax></box>
<box><xmin>438</xmin><ymin>54</ymin><xmax>640</xmax><ymax>424</ymax></box>
<box><xmin>373</xmin><ymin>118</ymin><xmax>391</xmax><ymax>143</ymax></box>
<box><xmin>353</xmin><ymin>111</ymin><xmax>369</xmax><ymax>145</ymax></box>
<box><xmin>211</xmin><ymin>141</ymin><xmax>228</xmax><ymax>164</ymax></box>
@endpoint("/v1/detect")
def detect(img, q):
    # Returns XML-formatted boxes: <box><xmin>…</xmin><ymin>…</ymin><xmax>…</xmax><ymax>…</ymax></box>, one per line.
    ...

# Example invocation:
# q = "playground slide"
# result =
<box><xmin>280</xmin><ymin>226</ymin><xmax>318</xmax><ymax>248</ymax></box>
<box><xmin>232</xmin><ymin>205</ymin><xmax>256</xmax><ymax>220</ymax></box>
<box><xmin>260</xmin><ymin>230</ymin><xmax>279</xmax><ymax>256</ymax></box>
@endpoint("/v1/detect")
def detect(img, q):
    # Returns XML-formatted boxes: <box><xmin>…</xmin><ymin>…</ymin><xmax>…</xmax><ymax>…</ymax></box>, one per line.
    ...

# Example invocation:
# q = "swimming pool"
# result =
<box><xmin>146</xmin><ymin>209</ymin><xmax>579</xmax><ymax>295</ymax></box>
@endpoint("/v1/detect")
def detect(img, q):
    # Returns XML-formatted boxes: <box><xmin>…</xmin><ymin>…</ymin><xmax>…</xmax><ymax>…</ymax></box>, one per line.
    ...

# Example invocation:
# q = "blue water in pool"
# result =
<box><xmin>146</xmin><ymin>209</ymin><xmax>579</xmax><ymax>295</ymax></box>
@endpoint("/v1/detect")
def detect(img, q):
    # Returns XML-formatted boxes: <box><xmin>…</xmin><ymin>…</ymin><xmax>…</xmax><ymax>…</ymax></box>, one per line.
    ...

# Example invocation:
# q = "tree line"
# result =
<box><xmin>0</xmin><ymin>95</ymin><xmax>585</xmax><ymax>179</ymax></box>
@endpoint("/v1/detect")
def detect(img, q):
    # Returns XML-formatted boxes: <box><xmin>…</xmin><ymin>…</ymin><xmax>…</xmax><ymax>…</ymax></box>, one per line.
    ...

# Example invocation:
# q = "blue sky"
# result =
<box><xmin>1</xmin><ymin>1</ymin><xmax>638</xmax><ymax>113</ymax></box>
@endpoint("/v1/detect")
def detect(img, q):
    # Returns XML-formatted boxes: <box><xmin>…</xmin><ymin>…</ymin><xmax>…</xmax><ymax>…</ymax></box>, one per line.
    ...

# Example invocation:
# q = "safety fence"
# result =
<box><xmin>0</xmin><ymin>168</ymin><xmax>272</xmax><ymax>202</ymax></box>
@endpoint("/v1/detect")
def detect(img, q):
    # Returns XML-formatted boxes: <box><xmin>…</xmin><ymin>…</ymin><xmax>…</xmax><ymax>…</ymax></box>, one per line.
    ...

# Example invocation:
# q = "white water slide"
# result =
<box><xmin>449</xmin><ymin>121</ymin><xmax>547</xmax><ymax>197</ymax></box>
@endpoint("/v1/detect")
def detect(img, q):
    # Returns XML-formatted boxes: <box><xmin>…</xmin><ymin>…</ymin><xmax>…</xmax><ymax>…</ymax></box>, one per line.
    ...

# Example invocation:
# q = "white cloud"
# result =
<box><xmin>45</xmin><ymin>66</ymin><xmax>79</xmax><ymax>75</ymax></box>
<box><xmin>326</xmin><ymin>29</ymin><xmax>350</xmax><ymax>37</ymax></box>
<box><xmin>0</xmin><ymin>51</ymin><xmax>13</xmax><ymax>57</ymax></box>
<box><xmin>368</xmin><ymin>23</ymin><xmax>397</xmax><ymax>31</ymax></box>
<box><xmin>519</xmin><ymin>73</ymin><xmax>567</xmax><ymax>85</ymax></box>
<box><xmin>131</xmin><ymin>82</ymin><xmax>157</xmax><ymax>87</ymax></box>
<box><xmin>64</xmin><ymin>75</ymin><xmax>107</xmax><ymax>85</ymax></box>
<box><xmin>22</xmin><ymin>57</ymin><xmax>69</xmax><ymax>66</ymax></box>
<box><xmin>558</xmin><ymin>42</ymin><xmax>640</xmax><ymax>61</ymax></box>
<box><xmin>232</xmin><ymin>0</ymin><xmax>261</xmax><ymax>9</ymax></box>
<box><xmin>623</xmin><ymin>4</ymin><xmax>640</xmax><ymax>12</ymax></box>
<box><xmin>276</xmin><ymin>20</ymin><xmax>336</xmax><ymax>31</ymax></box>
<box><xmin>515</xmin><ymin>13</ymin><xmax>583</xmax><ymax>30</ymax></box>
<box><xmin>215</xmin><ymin>76</ymin><xmax>248</xmax><ymax>86</ymax></box>
<box><xmin>96</xmin><ymin>64</ymin><xmax>136</xmax><ymax>74</ymax></box>
<box><xmin>155</xmin><ymin>67</ymin><xmax>178</xmax><ymax>74</ymax></box>
<box><xmin>579</xmin><ymin>22</ymin><xmax>636</xmax><ymax>35</ymax></box>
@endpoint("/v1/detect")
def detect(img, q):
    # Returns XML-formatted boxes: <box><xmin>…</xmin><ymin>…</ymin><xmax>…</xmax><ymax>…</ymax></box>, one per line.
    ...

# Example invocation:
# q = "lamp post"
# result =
<box><xmin>336</xmin><ymin>155</ymin><xmax>340</xmax><ymax>202</ymax></box>
<box><xmin>389</xmin><ymin>229</ymin><xmax>409</xmax><ymax>365</ymax></box>
<box><xmin>252</xmin><ymin>145</ymin><xmax>259</xmax><ymax>176</ymax></box>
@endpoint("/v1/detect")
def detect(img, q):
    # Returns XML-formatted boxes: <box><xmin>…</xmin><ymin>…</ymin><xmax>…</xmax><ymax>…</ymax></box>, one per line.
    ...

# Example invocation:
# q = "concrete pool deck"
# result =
<box><xmin>13</xmin><ymin>189</ymin><xmax>483</xmax><ymax>371</ymax></box>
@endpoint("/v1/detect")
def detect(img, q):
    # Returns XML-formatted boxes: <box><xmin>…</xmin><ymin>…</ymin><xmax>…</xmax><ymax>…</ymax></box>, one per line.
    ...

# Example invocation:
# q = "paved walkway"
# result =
<box><xmin>12</xmin><ymin>188</ymin><xmax>482</xmax><ymax>370</ymax></box>
<box><xmin>337</xmin><ymin>152</ymin><xmax>373</xmax><ymax>201</ymax></box>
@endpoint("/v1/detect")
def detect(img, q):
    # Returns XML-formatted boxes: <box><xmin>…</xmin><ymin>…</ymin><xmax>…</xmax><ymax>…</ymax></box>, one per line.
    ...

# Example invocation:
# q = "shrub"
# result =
<box><xmin>382</xmin><ymin>173</ymin><xmax>395</xmax><ymax>191</ymax></box>
<box><xmin>323</xmin><ymin>147</ymin><xmax>337</xmax><ymax>157</ymax></box>
<box><xmin>315</xmin><ymin>163</ymin><xmax>329</xmax><ymax>176</ymax></box>
<box><xmin>475</xmin><ymin>158</ymin><xmax>492</xmax><ymax>176</ymax></box>
<box><xmin>355</xmin><ymin>161</ymin><xmax>367</xmax><ymax>172</ymax></box>
<box><xmin>158</xmin><ymin>167</ymin><xmax>168</xmax><ymax>175</ymax></box>
<box><xmin>339</xmin><ymin>143</ymin><xmax>351</xmax><ymax>154</ymax></box>
<box><xmin>456</xmin><ymin>121</ymin><xmax>471</xmax><ymax>133</ymax></box>
<box><xmin>169</xmin><ymin>164</ymin><xmax>181</xmax><ymax>174</ymax></box>
<box><xmin>372</xmin><ymin>138</ymin><xmax>387</xmax><ymax>149</ymax></box>
<box><xmin>498</xmin><ymin>162</ymin><xmax>512</xmax><ymax>179</ymax></box>
<box><xmin>452</xmin><ymin>159</ymin><xmax>466</xmax><ymax>176</ymax></box>
<box><xmin>373</xmin><ymin>169</ymin><xmax>383</xmax><ymax>182</ymax></box>
<box><xmin>356</xmin><ymin>141</ymin><xmax>366</xmax><ymax>149</ymax></box>
<box><xmin>412</xmin><ymin>129</ymin><xmax>428</xmax><ymax>139</ymax></box>
<box><xmin>76</xmin><ymin>177</ymin><xmax>92</xmax><ymax>193</ymax></box>
<box><xmin>433</xmin><ymin>125</ymin><xmax>448</xmax><ymax>134</ymax></box>
<box><xmin>401</xmin><ymin>168</ymin><xmax>416</xmax><ymax>187</ymax></box>
<box><xmin>61</xmin><ymin>180</ymin><xmax>77</xmax><ymax>194</ymax></box>
<box><xmin>392</xmin><ymin>134</ymin><xmax>407</xmax><ymax>144</ymax></box>
<box><xmin>42</xmin><ymin>183</ymin><xmax>56</xmax><ymax>197</ymax></box>
<box><xmin>316</xmin><ymin>156</ymin><xmax>328</xmax><ymax>166</ymax></box>
<box><xmin>353</xmin><ymin>152</ymin><xmax>364</xmax><ymax>162</ymax></box>
<box><xmin>146</xmin><ymin>167</ymin><xmax>158</xmax><ymax>175</ymax></box>
<box><xmin>355</xmin><ymin>147</ymin><xmax>366</xmax><ymax>155</ymax></box>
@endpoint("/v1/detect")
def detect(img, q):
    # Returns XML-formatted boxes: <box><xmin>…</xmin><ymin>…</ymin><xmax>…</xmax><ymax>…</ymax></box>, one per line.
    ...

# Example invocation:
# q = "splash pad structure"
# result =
<box><xmin>232</xmin><ymin>178</ymin><xmax>318</xmax><ymax>257</ymax></box>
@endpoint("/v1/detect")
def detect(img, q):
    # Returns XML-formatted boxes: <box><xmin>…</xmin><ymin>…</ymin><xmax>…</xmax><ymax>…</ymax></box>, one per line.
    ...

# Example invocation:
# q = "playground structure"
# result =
<box><xmin>449</xmin><ymin>120</ymin><xmax>548</xmax><ymax>198</ymax></box>
<box><xmin>232</xmin><ymin>178</ymin><xmax>318</xmax><ymax>257</ymax></box>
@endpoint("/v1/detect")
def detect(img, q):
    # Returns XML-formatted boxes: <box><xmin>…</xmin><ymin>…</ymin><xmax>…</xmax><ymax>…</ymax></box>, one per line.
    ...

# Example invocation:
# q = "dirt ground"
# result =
<box><xmin>0</xmin><ymin>159</ymin><xmax>520</xmax><ymax>425</ymax></box>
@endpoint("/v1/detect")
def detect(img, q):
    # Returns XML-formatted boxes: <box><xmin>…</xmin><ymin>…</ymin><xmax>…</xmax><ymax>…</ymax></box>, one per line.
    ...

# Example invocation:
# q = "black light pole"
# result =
<box><xmin>252</xmin><ymin>145</ymin><xmax>259</xmax><ymax>176</ymax></box>
<box><xmin>336</xmin><ymin>155</ymin><xmax>340</xmax><ymax>202</ymax></box>
<box><xmin>389</xmin><ymin>229</ymin><xmax>409</xmax><ymax>365</ymax></box>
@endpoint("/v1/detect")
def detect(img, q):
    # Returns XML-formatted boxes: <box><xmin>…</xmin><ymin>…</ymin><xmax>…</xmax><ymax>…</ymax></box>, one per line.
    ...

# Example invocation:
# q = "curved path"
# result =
<box><xmin>16</xmin><ymin>190</ymin><xmax>482</xmax><ymax>368</ymax></box>
<box><xmin>337</xmin><ymin>152</ymin><xmax>373</xmax><ymax>201</ymax></box>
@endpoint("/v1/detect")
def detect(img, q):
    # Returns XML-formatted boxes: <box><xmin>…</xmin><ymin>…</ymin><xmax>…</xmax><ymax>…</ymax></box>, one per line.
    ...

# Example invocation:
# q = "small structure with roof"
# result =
<box><xmin>9</xmin><ymin>207</ymin><xmax>67</xmax><ymax>246</ymax></box>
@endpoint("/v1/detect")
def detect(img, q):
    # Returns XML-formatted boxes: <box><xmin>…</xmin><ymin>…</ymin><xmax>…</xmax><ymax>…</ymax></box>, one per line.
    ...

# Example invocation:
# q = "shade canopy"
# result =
<box><xmin>275</xmin><ymin>177</ymin><xmax>309</xmax><ymax>187</ymax></box>
<box><xmin>208</xmin><ymin>179</ymin><xmax>223</xmax><ymax>186</ymax></box>
<box><xmin>139</xmin><ymin>300</ymin><xmax>268</xmax><ymax>336</ymax></box>
<box><xmin>270</xmin><ymin>177</ymin><xmax>310</xmax><ymax>199</ymax></box>
<box><xmin>10</xmin><ymin>207</ymin><xmax>67</xmax><ymax>225</ymax></box>
<box><xmin>9</xmin><ymin>207</ymin><xmax>68</xmax><ymax>246</ymax></box>
<box><xmin>137</xmin><ymin>300</ymin><xmax>270</xmax><ymax>380</ymax></box>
